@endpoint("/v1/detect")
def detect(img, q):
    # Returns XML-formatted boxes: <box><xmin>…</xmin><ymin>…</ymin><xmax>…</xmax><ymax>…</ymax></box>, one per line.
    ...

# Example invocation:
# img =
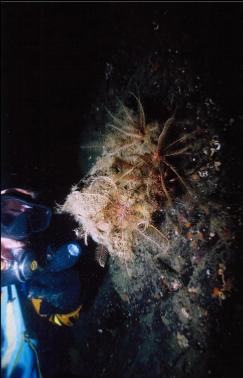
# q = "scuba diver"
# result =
<box><xmin>1</xmin><ymin>187</ymin><xmax>95</xmax><ymax>378</ymax></box>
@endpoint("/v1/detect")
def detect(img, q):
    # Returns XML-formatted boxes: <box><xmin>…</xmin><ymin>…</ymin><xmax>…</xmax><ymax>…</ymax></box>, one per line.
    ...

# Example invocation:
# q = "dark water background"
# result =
<box><xmin>1</xmin><ymin>3</ymin><xmax>243</xmax><ymax>377</ymax></box>
<box><xmin>2</xmin><ymin>3</ymin><xmax>243</xmax><ymax>204</ymax></box>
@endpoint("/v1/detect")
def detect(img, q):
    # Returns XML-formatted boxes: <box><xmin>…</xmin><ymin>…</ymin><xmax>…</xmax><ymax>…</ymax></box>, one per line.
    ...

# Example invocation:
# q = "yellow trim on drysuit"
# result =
<box><xmin>31</xmin><ymin>298</ymin><xmax>43</xmax><ymax>315</ymax></box>
<box><xmin>31</xmin><ymin>298</ymin><xmax>82</xmax><ymax>327</ymax></box>
<box><xmin>48</xmin><ymin>305</ymin><xmax>82</xmax><ymax>326</ymax></box>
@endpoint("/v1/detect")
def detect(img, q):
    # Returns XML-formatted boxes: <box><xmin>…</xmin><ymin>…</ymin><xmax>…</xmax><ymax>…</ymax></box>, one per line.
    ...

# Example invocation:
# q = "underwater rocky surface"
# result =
<box><xmin>59</xmin><ymin>49</ymin><xmax>242</xmax><ymax>378</ymax></box>
<box><xmin>3</xmin><ymin>4</ymin><xmax>243</xmax><ymax>378</ymax></box>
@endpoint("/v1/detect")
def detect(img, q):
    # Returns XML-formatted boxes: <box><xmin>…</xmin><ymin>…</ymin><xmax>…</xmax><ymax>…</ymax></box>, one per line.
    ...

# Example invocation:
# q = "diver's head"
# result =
<box><xmin>1</xmin><ymin>188</ymin><xmax>52</xmax><ymax>286</ymax></box>
<box><xmin>1</xmin><ymin>188</ymin><xmax>52</xmax><ymax>241</ymax></box>
<box><xmin>1</xmin><ymin>188</ymin><xmax>83</xmax><ymax>287</ymax></box>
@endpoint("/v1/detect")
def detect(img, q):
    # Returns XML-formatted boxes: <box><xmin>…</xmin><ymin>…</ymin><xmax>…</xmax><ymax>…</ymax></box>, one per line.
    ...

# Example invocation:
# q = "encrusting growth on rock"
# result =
<box><xmin>60</xmin><ymin>95</ymin><xmax>194</xmax><ymax>261</ymax></box>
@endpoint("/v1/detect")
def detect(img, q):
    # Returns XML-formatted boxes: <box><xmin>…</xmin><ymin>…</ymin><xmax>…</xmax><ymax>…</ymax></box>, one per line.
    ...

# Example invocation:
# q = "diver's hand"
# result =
<box><xmin>26</xmin><ymin>269</ymin><xmax>82</xmax><ymax>314</ymax></box>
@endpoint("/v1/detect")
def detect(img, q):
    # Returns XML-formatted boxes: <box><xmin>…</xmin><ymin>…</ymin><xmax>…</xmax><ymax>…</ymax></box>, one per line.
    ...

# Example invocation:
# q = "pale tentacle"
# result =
<box><xmin>157</xmin><ymin>117</ymin><xmax>175</xmax><ymax>156</ymax></box>
<box><xmin>136</xmin><ymin>227</ymin><xmax>167</xmax><ymax>253</ymax></box>
<box><xmin>107</xmin><ymin>123</ymin><xmax>143</xmax><ymax>140</ymax></box>
<box><xmin>147</xmin><ymin>224</ymin><xmax>170</xmax><ymax>244</ymax></box>
<box><xmin>117</xmin><ymin>98</ymin><xmax>136</xmax><ymax>124</ymax></box>
<box><xmin>164</xmin><ymin>161</ymin><xmax>192</xmax><ymax>195</ymax></box>
<box><xmin>165</xmin><ymin>134</ymin><xmax>190</xmax><ymax>151</ymax></box>
<box><xmin>165</xmin><ymin>146</ymin><xmax>189</xmax><ymax>157</ymax></box>
<box><xmin>115</xmin><ymin>164</ymin><xmax>141</xmax><ymax>183</ymax></box>
<box><xmin>107</xmin><ymin>142</ymin><xmax>138</xmax><ymax>157</ymax></box>
<box><xmin>159</xmin><ymin>166</ymin><xmax>172</xmax><ymax>205</ymax></box>
<box><xmin>106</xmin><ymin>108</ymin><xmax>128</xmax><ymax>129</ymax></box>
<box><xmin>130</xmin><ymin>92</ymin><xmax>146</xmax><ymax>133</ymax></box>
